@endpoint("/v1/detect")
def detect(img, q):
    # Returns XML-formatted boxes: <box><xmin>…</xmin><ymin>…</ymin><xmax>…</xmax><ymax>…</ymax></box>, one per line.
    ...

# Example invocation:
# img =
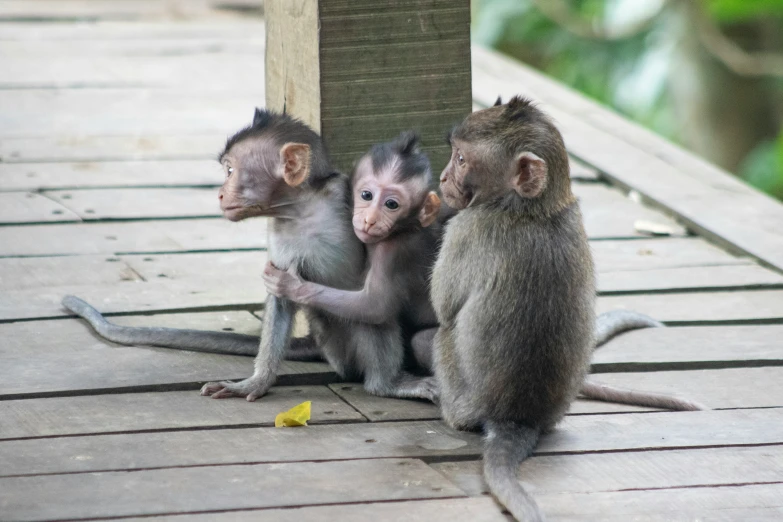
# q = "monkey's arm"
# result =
<box><xmin>262</xmin><ymin>260</ymin><xmax>401</xmax><ymax>325</ymax></box>
<box><xmin>201</xmin><ymin>294</ymin><xmax>294</xmax><ymax>401</ymax></box>
<box><xmin>62</xmin><ymin>295</ymin><xmax>258</xmax><ymax>355</ymax></box>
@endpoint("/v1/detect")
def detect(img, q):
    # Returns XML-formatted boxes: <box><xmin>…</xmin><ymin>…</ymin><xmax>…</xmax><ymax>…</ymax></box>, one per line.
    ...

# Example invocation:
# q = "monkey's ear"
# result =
<box><xmin>493</xmin><ymin>96</ymin><xmax>503</xmax><ymax>106</ymax></box>
<box><xmin>418</xmin><ymin>191</ymin><xmax>441</xmax><ymax>228</ymax></box>
<box><xmin>512</xmin><ymin>152</ymin><xmax>548</xmax><ymax>198</ymax></box>
<box><xmin>280</xmin><ymin>142</ymin><xmax>311</xmax><ymax>187</ymax></box>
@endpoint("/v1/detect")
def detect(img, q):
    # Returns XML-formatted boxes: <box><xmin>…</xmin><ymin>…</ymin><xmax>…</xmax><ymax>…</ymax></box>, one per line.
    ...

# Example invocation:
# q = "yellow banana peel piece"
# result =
<box><xmin>275</xmin><ymin>400</ymin><xmax>311</xmax><ymax>427</ymax></box>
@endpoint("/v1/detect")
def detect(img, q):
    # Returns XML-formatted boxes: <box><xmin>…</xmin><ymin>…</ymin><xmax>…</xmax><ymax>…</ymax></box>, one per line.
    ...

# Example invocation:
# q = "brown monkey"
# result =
<box><xmin>429</xmin><ymin>97</ymin><xmax>692</xmax><ymax>520</ymax></box>
<box><xmin>64</xmin><ymin>109</ymin><xmax>435</xmax><ymax>402</ymax></box>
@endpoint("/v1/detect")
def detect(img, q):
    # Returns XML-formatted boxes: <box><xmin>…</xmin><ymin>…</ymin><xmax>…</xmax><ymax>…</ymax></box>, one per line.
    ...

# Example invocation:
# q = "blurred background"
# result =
<box><xmin>473</xmin><ymin>0</ymin><xmax>783</xmax><ymax>201</ymax></box>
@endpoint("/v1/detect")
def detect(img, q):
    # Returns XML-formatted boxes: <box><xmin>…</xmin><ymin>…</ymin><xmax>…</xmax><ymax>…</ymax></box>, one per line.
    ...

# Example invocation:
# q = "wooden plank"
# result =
<box><xmin>43</xmin><ymin>187</ymin><xmax>221</xmax><ymax>220</ymax></box>
<box><xmin>0</xmin><ymin>134</ymin><xmax>226</xmax><ymax>162</ymax></box>
<box><xmin>574</xmin><ymin>367</ymin><xmax>783</xmax><ymax>413</ymax></box>
<box><xmin>0</xmin><ymin>160</ymin><xmax>223</xmax><ymax>191</ymax></box>
<box><xmin>333</xmin><ymin>367</ymin><xmax>783</xmax><ymax>418</ymax></box>
<box><xmin>472</xmin><ymin>46</ymin><xmax>783</xmax><ymax>273</ymax></box>
<box><xmin>0</xmin><ymin>192</ymin><xmax>81</xmax><ymax>224</ymax></box>
<box><xmin>0</xmin><ymin>458</ymin><xmax>462</xmax><ymax>521</ymax></box>
<box><xmin>0</xmin><ymin>387</ymin><xmax>362</xmax><ymax>439</ymax></box>
<box><xmin>592</xmin><ymin>325</ymin><xmax>783</xmax><ymax>371</ymax></box>
<box><xmin>0</xmin><ymin>89</ymin><xmax>257</xmax><ymax>138</ymax></box>
<box><xmin>598</xmin><ymin>263</ymin><xmax>783</xmax><ymax>294</ymax></box>
<box><xmin>573</xmin><ymin>183</ymin><xmax>687</xmax><ymax>239</ymax></box>
<box><xmin>433</xmin><ymin>446</ymin><xmax>783</xmax><ymax>496</ymax></box>
<box><xmin>546</xmin><ymin>408</ymin><xmax>783</xmax><ymax>452</ymax></box>
<box><xmin>598</xmin><ymin>290</ymin><xmax>783</xmax><ymax>325</ymax></box>
<box><xmin>591</xmin><ymin>237</ymin><xmax>748</xmax><ymax>271</ymax></box>
<box><xmin>329</xmin><ymin>383</ymin><xmax>440</xmax><ymax>421</ymax></box>
<box><xmin>0</xmin><ymin>51</ymin><xmax>265</xmax><ymax>91</ymax></box>
<box><xmin>123</xmin><ymin>498</ymin><xmax>508</xmax><ymax>522</ymax></box>
<box><xmin>0</xmin><ymin>420</ymin><xmax>481</xmax><ymax>476</ymax></box>
<box><xmin>0</xmin><ymin>252</ymin><xmax>269</xmax><ymax>320</ymax></box>
<box><xmin>0</xmin><ymin>314</ymin><xmax>333</xmax><ymax>398</ymax></box>
<box><xmin>0</xmin><ymin>219</ymin><xmax>265</xmax><ymax>257</ymax></box>
<box><xmin>0</xmin><ymin>0</ymin><xmax>246</xmax><ymax>20</ymax></box>
<box><xmin>569</xmin><ymin>157</ymin><xmax>599</xmax><ymax>181</ymax></box>
<box><xmin>537</xmin><ymin>484</ymin><xmax>783</xmax><ymax>522</ymax></box>
<box><xmin>0</xmin><ymin>255</ymin><xmax>143</xmax><ymax>290</ymax></box>
<box><xmin>0</xmin><ymin>21</ymin><xmax>265</xmax><ymax>41</ymax></box>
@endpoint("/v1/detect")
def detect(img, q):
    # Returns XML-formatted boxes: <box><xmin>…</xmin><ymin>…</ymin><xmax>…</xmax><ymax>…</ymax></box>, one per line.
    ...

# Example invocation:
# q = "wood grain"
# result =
<box><xmin>598</xmin><ymin>290</ymin><xmax>783</xmax><ymax>324</ymax></box>
<box><xmin>0</xmin><ymin>386</ymin><xmax>361</xmax><ymax>439</ymax></box>
<box><xmin>0</xmin><ymin>192</ymin><xmax>81</xmax><ymax>224</ymax></box>
<box><xmin>0</xmin><ymin>160</ymin><xmax>224</xmax><ymax>191</ymax></box>
<box><xmin>0</xmin><ymin>420</ymin><xmax>480</xmax><ymax>476</ymax></box>
<box><xmin>0</xmin><ymin>458</ymin><xmax>462</xmax><ymax>521</ymax></box>
<box><xmin>0</xmin><ymin>315</ymin><xmax>333</xmax><ymax>398</ymax></box>
<box><xmin>0</xmin><ymin>218</ymin><xmax>266</xmax><ymax>257</ymax></box>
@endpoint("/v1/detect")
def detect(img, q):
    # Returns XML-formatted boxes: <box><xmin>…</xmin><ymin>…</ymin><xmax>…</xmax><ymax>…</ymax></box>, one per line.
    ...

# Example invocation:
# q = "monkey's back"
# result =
<box><xmin>432</xmin><ymin>201</ymin><xmax>595</xmax><ymax>431</ymax></box>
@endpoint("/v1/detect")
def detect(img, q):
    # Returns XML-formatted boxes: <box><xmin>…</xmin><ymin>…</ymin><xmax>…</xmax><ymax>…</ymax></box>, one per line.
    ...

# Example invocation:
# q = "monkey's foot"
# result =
<box><xmin>393</xmin><ymin>375</ymin><xmax>440</xmax><ymax>403</ymax></box>
<box><xmin>200</xmin><ymin>376</ymin><xmax>271</xmax><ymax>402</ymax></box>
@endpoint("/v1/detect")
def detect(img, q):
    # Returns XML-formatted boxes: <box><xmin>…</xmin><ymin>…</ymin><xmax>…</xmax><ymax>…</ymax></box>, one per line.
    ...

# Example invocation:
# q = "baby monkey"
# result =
<box><xmin>431</xmin><ymin>97</ymin><xmax>693</xmax><ymax>520</ymax></box>
<box><xmin>263</xmin><ymin>131</ymin><xmax>443</xmax><ymax>374</ymax></box>
<box><xmin>265</xmin><ymin>132</ymin><xmax>703</xmax><ymax>414</ymax></box>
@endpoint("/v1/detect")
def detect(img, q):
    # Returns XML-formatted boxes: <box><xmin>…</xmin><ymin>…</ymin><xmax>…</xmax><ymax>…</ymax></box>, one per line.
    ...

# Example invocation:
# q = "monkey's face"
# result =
<box><xmin>218</xmin><ymin>138</ymin><xmax>310</xmax><ymax>222</ymax></box>
<box><xmin>351</xmin><ymin>158</ymin><xmax>421</xmax><ymax>243</ymax></box>
<box><xmin>440</xmin><ymin>138</ymin><xmax>480</xmax><ymax>210</ymax></box>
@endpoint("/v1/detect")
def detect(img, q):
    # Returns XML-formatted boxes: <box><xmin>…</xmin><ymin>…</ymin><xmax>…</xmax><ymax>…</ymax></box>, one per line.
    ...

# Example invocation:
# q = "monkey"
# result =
<box><xmin>262</xmin><ymin>132</ymin><xmax>703</xmax><ymax>413</ymax></box>
<box><xmin>428</xmin><ymin>97</ymin><xmax>696</xmax><ymax>520</ymax></box>
<box><xmin>62</xmin><ymin>115</ymin><xmax>699</xmax><ymax>412</ymax></box>
<box><xmin>261</xmin><ymin>130</ymin><xmax>444</xmax><ymax>375</ymax></box>
<box><xmin>63</xmin><ymin>108</ymin><xmax>436</xmax><ymax>403</ymax></box>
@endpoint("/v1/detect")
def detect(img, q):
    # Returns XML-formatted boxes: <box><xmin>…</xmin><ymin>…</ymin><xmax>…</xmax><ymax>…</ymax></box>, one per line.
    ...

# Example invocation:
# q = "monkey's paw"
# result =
<box><xmin>417</xmin><ymin>376</ymin><xmax>440</xmax><ymax>404</ymax></box>
<box><xmin>200</xmin><ymin>376</ymin><xmax>271</xmax><ymax>402</ymax></box>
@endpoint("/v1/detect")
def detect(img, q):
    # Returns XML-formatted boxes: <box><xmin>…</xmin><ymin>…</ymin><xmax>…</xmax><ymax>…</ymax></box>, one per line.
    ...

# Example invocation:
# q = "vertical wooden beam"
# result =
<box><xmin>265</xmin><ymin>0</ymin><xmax>472</xmax><ymax>172</ymax></box>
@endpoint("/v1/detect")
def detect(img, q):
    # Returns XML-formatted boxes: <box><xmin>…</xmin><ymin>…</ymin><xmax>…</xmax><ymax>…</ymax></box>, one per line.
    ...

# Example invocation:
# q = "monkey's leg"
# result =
<box><xmin>201</xmin><ymin>295</ymin><xmax>294</xmax><ymax>401</ymax></box>
<box><xmin>410</xmin><ymin>327</ymin><xmax>437</xmax><ymax>372</ymax></box>
<box><xmin>356</xmin><ymin>324</ymin><xmax>439</xmax><ymax>403</ymax></box>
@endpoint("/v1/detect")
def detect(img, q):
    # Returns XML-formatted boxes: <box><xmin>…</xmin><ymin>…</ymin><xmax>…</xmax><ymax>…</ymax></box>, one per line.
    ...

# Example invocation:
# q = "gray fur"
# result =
<box><xmin>61</xmin><ymin>295</ymin><xmax>258</xmax><ymax>355</ymax></box>
<box><xmin>594</xmin><ymin>309</ymin><xmax>664</xmax><ymax>347</ymax></box>
<box><xmin>432</xmin><ymin>99</ymin><xmax>596</xmax><ymax>521</ymax></box>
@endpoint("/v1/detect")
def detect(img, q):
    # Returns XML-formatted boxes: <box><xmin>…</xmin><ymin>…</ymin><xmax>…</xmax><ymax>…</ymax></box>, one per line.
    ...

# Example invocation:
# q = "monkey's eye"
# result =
<box><xmin>227</xmin><ymin>166</ymin><xmax>234</xmax><ymax>177</ymax></box>
<box><xmin>457</xmin><ymin>153</ymin><xmax>465</xmax><ymax>166</ymax></box>
<box><xmin>384</xmin><ymin>199</ymin><xmax>399</xmax><ymax>210</ymax></box>
<box><xmin>360</xmin><ymin>190</ymin><xmax>373</xmax><ymax>201</ymax></box>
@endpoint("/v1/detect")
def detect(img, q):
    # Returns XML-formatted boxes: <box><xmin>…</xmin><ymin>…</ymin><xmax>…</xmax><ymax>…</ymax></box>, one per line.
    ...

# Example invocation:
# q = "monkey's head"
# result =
<box><xmin>217</xmin><ymin>108</ymin><xmax>330</xmax><ymax>222</ymax></box>
<box><xmin>351</xmin><ymin>131</ymin><xmax>441</xmax><ymax>244</ymax></box>
<box><xmin>440</xmin><ymin>96</ymin><xmax>571</xmax><ymax>213</ymax></box>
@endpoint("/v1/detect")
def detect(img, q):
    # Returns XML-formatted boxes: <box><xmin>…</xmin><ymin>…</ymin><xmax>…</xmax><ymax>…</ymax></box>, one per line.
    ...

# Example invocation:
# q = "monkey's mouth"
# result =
<box><xmin>354</xmin><ymin>227</ymin><xmax>386</xmax><ymax>244</ymax></box>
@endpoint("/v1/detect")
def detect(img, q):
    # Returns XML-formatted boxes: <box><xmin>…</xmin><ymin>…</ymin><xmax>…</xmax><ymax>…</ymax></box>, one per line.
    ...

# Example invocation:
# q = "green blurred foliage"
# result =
<box><xmin>473</xmin><ymin>0</ymin><xmax>783</xmax><ymax>201</ymax></box>
<box><xmin>707</xmin><ymin>0</ymin><xmax>783</xmax><ymax>21</ymax></box>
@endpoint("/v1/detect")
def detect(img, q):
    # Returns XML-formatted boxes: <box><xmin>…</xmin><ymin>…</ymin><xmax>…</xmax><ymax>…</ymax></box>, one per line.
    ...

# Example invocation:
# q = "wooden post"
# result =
<box><xmin>265</xmin><ymin>0</ymin><xmax>472</xmax><ymax>173</ymax></box>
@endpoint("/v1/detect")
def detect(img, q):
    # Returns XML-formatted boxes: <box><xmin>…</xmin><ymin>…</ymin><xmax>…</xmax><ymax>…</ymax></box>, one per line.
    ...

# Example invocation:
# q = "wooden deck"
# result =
<box><xmin>2</xmin><ymin>2</ymin><xmax>783</xmax><ymax>521</ymax></box>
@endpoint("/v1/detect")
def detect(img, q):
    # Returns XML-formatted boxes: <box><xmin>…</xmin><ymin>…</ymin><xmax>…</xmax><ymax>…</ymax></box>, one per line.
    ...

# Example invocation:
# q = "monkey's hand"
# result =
<box><xmin>263</xmin><ymin>261</ymin><xmax>308</xmax><ymax>303</ymax></box>
<box><xmin>200</xmin><ymin>375</ymin><xmax>272</xmax><ymax>402</ymax></box>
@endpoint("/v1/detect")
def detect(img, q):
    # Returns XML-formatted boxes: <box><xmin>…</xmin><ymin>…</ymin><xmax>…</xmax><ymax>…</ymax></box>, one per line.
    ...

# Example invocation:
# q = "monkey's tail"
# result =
<box><xmin>483</xmin><ymin>421</ymin><xmax>545</xmax><ymax>522</ymax></box>
<box><xmin>581</xmin><ymin>380</ymin><xmax>707</xmax><ymax>411</ymax></box>
<box><xmin>595</xmin><ymin>310</ymin><xmax>664</xmax><ymax>348</ymax></box>
<box><xmin>62</xmin><ymin>295</ymin><xmax>259</xmax><ymax>356</ymax></box>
